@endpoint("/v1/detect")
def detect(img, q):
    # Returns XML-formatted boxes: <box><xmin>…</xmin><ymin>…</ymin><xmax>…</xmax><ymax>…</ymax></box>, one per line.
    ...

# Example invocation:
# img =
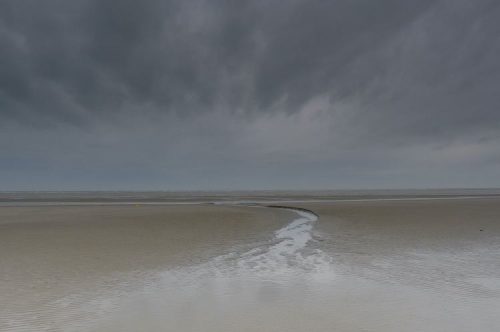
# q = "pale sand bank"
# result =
<box><xmin>1</xmin><ymin>196</ymin><xmax>500</xmax><ymax>331</ymax></box>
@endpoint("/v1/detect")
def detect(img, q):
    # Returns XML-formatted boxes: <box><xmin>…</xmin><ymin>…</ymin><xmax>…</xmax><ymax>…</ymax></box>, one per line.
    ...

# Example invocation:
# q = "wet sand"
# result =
<box><xmin>0</xmin><ymin>204</ymin><xmax>293</xmax><ymax>331</ymax></box>
<box><xmin>1</xmin><ymin>196</ymin><xmax>500</xmax><ymax>331</ymax></box>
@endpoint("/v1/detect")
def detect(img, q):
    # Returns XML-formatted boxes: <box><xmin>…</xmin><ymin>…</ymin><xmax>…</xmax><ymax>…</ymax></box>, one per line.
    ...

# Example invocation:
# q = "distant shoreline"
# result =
<box><xmin>1</xmin><ymin>193</ymin><xmax>499</xmax><ymax>207</ymax></box>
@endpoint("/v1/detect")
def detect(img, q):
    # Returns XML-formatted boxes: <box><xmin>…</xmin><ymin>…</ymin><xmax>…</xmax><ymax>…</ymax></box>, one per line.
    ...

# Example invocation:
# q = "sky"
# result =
<box><xmin>1</xmin><ymin>0</ymin><xmax>500</xmax><ymax>190</ymax></box>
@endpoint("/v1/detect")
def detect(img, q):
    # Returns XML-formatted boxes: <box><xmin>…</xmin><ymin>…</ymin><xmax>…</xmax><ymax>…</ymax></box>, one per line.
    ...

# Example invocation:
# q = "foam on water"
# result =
<box><xmin>154</xmin><ymin>207</ymin><xmax>333</xmax><ymax>281</ymax></box>
<box><xmin>233</xmin><ymin>209</ymin><xmax>330</xmax><ymax>277</ymax></box>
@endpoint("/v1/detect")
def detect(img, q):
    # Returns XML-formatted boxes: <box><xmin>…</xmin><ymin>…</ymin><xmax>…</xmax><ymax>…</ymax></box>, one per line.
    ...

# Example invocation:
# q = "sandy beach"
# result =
<box><xmin>1</xmin><ymin>194</ymin><xmax>499</xmax><ymax>331</ymax></box>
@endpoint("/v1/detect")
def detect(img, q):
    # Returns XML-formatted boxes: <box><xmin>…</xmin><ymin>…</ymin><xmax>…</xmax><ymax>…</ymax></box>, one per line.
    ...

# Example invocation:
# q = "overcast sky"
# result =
<box><xmin>1</xmin><ymin>0</ymin><xmax>499</xmax><ymax>190</ymax></box>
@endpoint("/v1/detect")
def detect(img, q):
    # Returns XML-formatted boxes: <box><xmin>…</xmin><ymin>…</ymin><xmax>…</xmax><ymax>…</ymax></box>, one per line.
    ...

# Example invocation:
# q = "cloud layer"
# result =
<box><xmin>1</xmin><ymin>0</ymin><xmax>499</xmax><ymax>189</ymax></box>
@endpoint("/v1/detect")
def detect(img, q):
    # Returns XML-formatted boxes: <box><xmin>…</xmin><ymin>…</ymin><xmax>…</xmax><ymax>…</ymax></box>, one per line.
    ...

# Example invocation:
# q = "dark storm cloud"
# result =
<box><xmin>1</xmin><ymin>0</ymin><xmax>436</xmax><ymax>120</ymax></box>
<box><xmin>1</xmin><ymin>0</ymin><xmax>500</xmax><ymax>189</ymax></box>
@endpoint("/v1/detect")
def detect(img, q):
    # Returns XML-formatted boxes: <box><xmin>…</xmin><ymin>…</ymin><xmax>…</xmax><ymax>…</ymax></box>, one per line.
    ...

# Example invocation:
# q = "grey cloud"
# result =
<box><xmin>0</xmin><ymin>0</ymin><xmax>438</xmax><ymax>121</ymax></box>
<box><xmin>1</xmin><ymin>0</ymin><xmax>500</xmax><ymax>189</ymax></box>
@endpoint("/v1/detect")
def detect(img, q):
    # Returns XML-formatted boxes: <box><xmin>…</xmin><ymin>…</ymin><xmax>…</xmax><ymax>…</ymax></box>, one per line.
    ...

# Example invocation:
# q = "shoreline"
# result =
<box><xmin>1</xmin><ymin>193</ymin><xmax>499</xmax><ymax>207</ymax></box>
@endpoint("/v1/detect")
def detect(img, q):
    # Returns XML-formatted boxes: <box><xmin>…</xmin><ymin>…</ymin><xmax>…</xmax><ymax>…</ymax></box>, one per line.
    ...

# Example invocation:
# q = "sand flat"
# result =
<box><xmin>1</xmin><ymin>196</ymin><xmax>500</xmax><ymax>331</ymax></box>
<box><xmin>0</xmin><ymin>204</ymin><xmax>292</xmax><ymax>331</ymax></box>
